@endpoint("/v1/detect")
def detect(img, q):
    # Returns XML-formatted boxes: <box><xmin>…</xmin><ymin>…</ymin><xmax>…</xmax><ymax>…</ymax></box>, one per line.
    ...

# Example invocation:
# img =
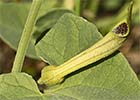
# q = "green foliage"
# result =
<box><xmin>0</xmin><ymin>1</ymin><xmax>140</xmax><ymax>100</ymax></box>
<box><xmin>36</xmin><ymin>13</ymin><xmax>140</xmax><ymax>99</ymax></box>
<box><xmin>1</xmin><ymin>12</ymin><xmax>140</xmax><ymax>100</ymax></box>
<box><xmin>0</xmin><ymin>73</ymin><xmax>42</xmax><ymax>99</ymax></box>
<box><xmin>35</xmin><ymin>13</ymin><xmax>102</xmax><ymax>65</ymax></box>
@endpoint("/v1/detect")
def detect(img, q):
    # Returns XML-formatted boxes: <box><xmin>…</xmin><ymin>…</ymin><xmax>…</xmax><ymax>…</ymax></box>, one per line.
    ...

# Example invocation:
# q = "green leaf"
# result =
<box><xmin>35</xmin><ymin>13</ymin><xmax>140</xmax><ymax>99</ymax></box>
<box><xmin>0</xmin><ymin>3</ymin><xmax>38</xmax><ymax>59</ymax></box>
<box><xmin>0</xmin><ymin>72</ymin><xmax>42</xmax><ymax>100</ymax></box>
<box><xmin>36</xmin><ymin>13</ymin><xmax>102</xmax><ymax>65</ymax></box>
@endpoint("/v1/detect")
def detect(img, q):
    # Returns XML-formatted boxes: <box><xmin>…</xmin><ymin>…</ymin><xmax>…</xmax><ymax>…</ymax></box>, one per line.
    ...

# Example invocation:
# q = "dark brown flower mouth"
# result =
<box><xmin>113</xmin><ymin>22</ymin><xmax>128</xmax><ymax>35</ymax></box>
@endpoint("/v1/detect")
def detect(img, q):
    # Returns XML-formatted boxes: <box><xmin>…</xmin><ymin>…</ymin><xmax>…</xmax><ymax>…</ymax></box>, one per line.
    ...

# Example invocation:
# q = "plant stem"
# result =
<box><xmin>75</xmin><ymin>0</ymin><xmax>81</xmax><ymax>16</ymax></box>
<box><xmin>12</xmin><ymin>0</ymin><xmax>42</xmax><ymax>72</ymax></box>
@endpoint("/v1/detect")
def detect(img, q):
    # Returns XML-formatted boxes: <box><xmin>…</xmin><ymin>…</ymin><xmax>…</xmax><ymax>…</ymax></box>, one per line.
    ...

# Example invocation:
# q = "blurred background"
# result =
<box><xmin>0</xmin><ymin>0</ymin><xmax>140</xmax><ymax>80</ymax></box>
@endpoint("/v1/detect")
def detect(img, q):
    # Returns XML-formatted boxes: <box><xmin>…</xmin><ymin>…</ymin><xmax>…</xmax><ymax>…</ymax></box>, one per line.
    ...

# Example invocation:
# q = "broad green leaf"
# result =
<box><xmin>36</xmin><ymin>13</ymin><xmax>102</xmax><ymax>65</ymax></box>
<box><xmin>0</xmin><ymin>72</ymin><xmax>42</xmax><ymax>100</ymax></box>
<box><xmin>35</xmin><ymin>13</ymin><xmax>140</xmax><ymax>99</ymax></box>
<box><xmin>0</xmin><ymin>3</ymin><xmax>38</xmax><ymax>59</ymax></box>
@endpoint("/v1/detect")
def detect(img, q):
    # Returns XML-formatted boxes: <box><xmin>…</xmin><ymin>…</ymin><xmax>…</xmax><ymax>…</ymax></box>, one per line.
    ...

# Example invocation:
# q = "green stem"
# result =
<box><xmin>12</xmin><ymin>0</ymin><xmax>42</xmax><ymax>72</ymax></box>
<box><xmin>75</xmin><ymin>0</ymin><xmax>81</xmax><ymax>16</ymax></box>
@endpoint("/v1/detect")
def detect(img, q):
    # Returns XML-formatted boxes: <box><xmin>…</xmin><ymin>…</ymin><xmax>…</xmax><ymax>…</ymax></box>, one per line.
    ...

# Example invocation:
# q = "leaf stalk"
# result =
<box><xmin>12</xmin><ymin>0</ymin><xmax>42</xmax><ymax>72</ymax></box>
